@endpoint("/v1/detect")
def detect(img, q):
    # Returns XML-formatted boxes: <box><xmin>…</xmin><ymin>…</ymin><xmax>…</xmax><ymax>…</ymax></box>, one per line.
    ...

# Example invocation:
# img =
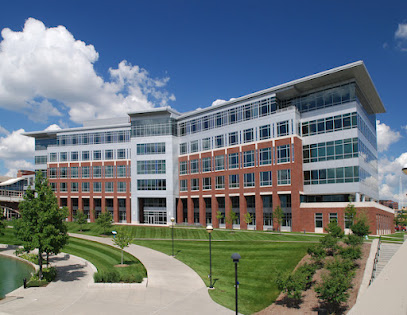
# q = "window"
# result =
<box><xmin>137</xmin><ymin>143</ymin><xmax>165</xmax><ymax>155</ymax></box>
<box><xmin>71</xmin><ymin>182</ymin><xmax>78</xmax><ymax>192</ymax></box>
<box><xmin>315</xmin><ymin>213</ymin><xmax>323</xmax><ymax>228</ymax></box>
<box><xmin>215</xmin><ymin>176</ymin><xmax>225</xmax><ymax>189</ymax></box>
<box><xmin>190</xmin><ymin>159</ymin><xmax>199</xmax><ymax>173</ymax></box>
<box><xmin>180</xmin><ymin>161</ymin><xmax>188</xmax><ymax>175</ymax></box>
<box><xmin>329</xmin><ymin>213</ymin><xmax>338</xmax><ymax>223</ymax></box>
<box><xmin>49</xmin><ymin>168</ymin><xmax>57</xmax><ymax>178</ymax></box>
<box><xmin>202</xmin><ymin>137</ymin><xmax>211</xmax><ymax>151</ymax></box>
<box><xmin>60</xmin><ymin>182</ymin><xmax>68</xmax><ymax>192</ymax></box>
<box><xmin>93</xmin><ymin>150</ymin><xmax>101</xmax><ymax>160</ymax></box>
<box><xmin>278</xmin><ymin>169</ymin><xmax>291</xmax><ymax>185</ymax></box>
<box><xmin>277</xmin><ymin>120</ymin><xmax>289</xmax><ymax>137</ymax></box>
<box><xmin>93</xmin><ymin>182</ymin><xmax>102</xmax><ymax>192</ymax></box>
<box><xmin>243</xmin><ymin>128</ymin><xmax>254</xmax><ymax>143</ymax></box>
<box><xmin>260</xmin><ymin>171</ymin><xmax>272</xmax><ymax>186</ymax></box>
<box><xmin>60</xmin><ymin>152</ymin><xmax>68</xmax><ymax>162</ymax></box>
<box><xmin>202</xmin><ymin>157</ymin><xmax>211</xmax><ymax>172</ymax></box>
<box><xmin>93</xmin><ymin>166</ymin><xmax>102</xmax><ymax>178</ymax></box>
<box><xmin>180</xmin><ymin>143</ymin><xmax>187</xmax><ymax>154</ymax></box>
<box><xmin>118</xmin><ymin>182</ymin><xmax>127</xmax><ymax>192</ymax></box>
<box><xmin>105</xmin><ymin>150</ymin><xmax>114</xmax><ymax>160</ymax></box>
<box><xmin>49</xmin><ymin>153</ymin><xmax>57</xmax><ymax>162</ymax></box>
<box><xmin>215</xmin><ymin>135</ymin><xmax>225</xmax><ymax>148</ymax></box>
<box><xmin>303</xmin><ymin>166</ymin><xmax>359</xmax><ymax>185</ymax></box>
<box><xmin>82</xmin><ymin>166</ymin><xmax>90</xmax><ymax>178</ymax></box>
<box><xmin>190</xmin><ymin>140</ymin><xmax>199</xmax><ymax>153</ymax></box>
<box><xmin>277</xmin><ymin>145</ymin><xmax>290</xmax><ymax>163</ymax></box>
<box><xmin>60</xmin><ymin>167</ymin><xmax>68</xmax><ymax>178</ymax></box>
<box><xmin>82</xmin><ymin>182</ymin><xmax>90</xmax><ymax>192</ymax></box>
<box><xmin>229</xmin><ymin>174</ymin><xmax>239</xmax><ymax>188</ymax></box>
<box><xmin>137</xmin><ymin>160</ymin><xmax>165</xmax><ymax>174</ymax></box>
<box><xmin>71</xmin><ymin>167</ymin><xmax>78</xmax><ymax>178</ymax></box>
<box><xmin>215</xmin><ymin>155</ymin><xmax>224</xmax><ymax>171</ymax></box>
<box><xmin>117</xmin><ymin>165</ymin><xmax>126</xmax><ymax>177</ymax></box>
<box><xmin>117</xmin><ymin>149</ymin><xmax>126</xmax><ymax>159</ymax></box>
<box><xmin>243</xmin><ymin>150</ymin><xmax>255</xmax><ymax>167</ymax></box>
<box><xmin>259</xmin><ymin>125</ymin><xmax>271</xmax><ymax>140</ymax></box>
<box><xmin>82</xmin><ymin>151</ymin><xmax>90</xmax><ymax>161</ymax></box>
<box><xmin>180</xmin><ymin>179</ymin><xmax>188</xmax><ymax>191</ymax></box>
<box><xmin>71</xmin><ymin>151</ymin><xmax>79</xmax><ymax>161</ymax></box>
<box><xmin>105</xmin><ymin>165</ymin><xmax>114</xmax><ymax>178</ymax></box>
<box><xmin>229</xmin><ymin>131</ymin><xmax>239</xmax><ymax>146</ymax></box>
<box><xmin>191</xmin><ymin>178</ymin><xmax>199</xmax><ymax>191</ymax></box>
<box><xmin>105</xmin><ymin>182</ymin><xmax>114</xmax><ymax>192</ymax></box>
<box><xmin>229</xmin><ymin>153</ymin><xmax>239</xmax><ymax>169</ymax></box>
<box><xmin>244</xmin><ymin>173</ymin><xmax>255</xmax><ymax>187</ymax></box>
<box><xmin>203</xmin><ymin>177</ymin><xmax>211</xmax><ymax>190</ymax></box>
<box><xmin>345</xmin><ymin>214</ymin><xmax>352</xmax><ymax>229</ymax></box>
<box><xmin>259</xmin><ymin>148</ymin><xmax>272</xmax><ymax>165</ymax></box>
<box><xmin>137</xmin><ymin>179</ymin><xmax>166</xmax><ymax>190</ymax></box>
<box><xmin>50</xmin><ymin>182</ymin><xmax>57</xmax><ymax>192</ymax></box>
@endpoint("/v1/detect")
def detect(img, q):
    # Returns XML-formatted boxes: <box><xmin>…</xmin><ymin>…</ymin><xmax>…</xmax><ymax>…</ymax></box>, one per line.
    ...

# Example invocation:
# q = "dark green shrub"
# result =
<box><xmin>320</xmin><ymin>235</ymin><xmax>339</xmax><ymax>255</ymax></box>
<box><xmin>339</xmin><ymin>246</ymin><xmax>362</xmax><ymax>261</ymax></box>
<box><xmin>351</xmin><ymin>220</ymin><xmax>370</xmax><ymax>237</ymax></box>
<box><xmin>325</xmin><ymin>221</ymin><xmax>344</xmax><ymax>238</ymax></box>
<box><xmin>307</xmin><ymin>244</ymin><xmax>326</xmax><ymax>264</ymax></box>
<box><xmin>325</xmin><ymin>257</ymin><xmax>355</xmax><ymax>276</ymax></box>
<box><xmin>121</xmin><ymin>273</ymin><xmax>143</xmax><ymax>283</ymax></box>
<box><xmin>315</xmin><ymin>273</ymin><xmax>353</xmax><ymax>308</ymax></box>
<box><xmin>93</xmin><ymin>270</ymin><xmax>120</xmax><ymax>283</ymax></box>
<box><xmin>27</xmin><ymin>279</ymin><xmax>48</xmax><ymax>287</ymax></box>
<box><xmin>42</xmin><ymin>267</ymin><xmax>57</xmax><ymax>282</ymax></box>
<box><xmin>344</xmin><ymin>234</ymin><xmax>363</xmax><ymax>246</ymax></box>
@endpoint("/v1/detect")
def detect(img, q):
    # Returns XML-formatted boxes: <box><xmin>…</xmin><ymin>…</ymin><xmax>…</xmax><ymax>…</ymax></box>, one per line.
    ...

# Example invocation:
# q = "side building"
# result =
<box><xmin>25</xmin><ymin>61</ymin><xmax>394</xmax><ymax>234</ymax></box>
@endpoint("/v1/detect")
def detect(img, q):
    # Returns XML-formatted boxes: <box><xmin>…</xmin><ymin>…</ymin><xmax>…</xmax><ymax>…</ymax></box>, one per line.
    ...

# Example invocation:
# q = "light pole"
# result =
<box><xmin>171</xmin><ymin>217</ymin><xmax>175</xmax><ymax>256</ymax></box>
<box><xmin>231</xmin><ymin>253</ymin><xmax>241</xmax><ymax>315</ymax></box>
<box><xmin>206</xmin><ymin>225</ymin><xmax>214</xmax><ymax>288</ymax></box>
<box><xmin>403</xmin><ymin>164</ymin><xmax>407</xmax><ymax>176</ymax></box>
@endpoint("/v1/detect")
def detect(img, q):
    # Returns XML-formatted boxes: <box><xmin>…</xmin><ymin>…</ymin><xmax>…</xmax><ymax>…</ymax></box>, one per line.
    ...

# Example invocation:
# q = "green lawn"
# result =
<box><xmin>67</xmin><ymin>222</ymin><xmax>323</xmax><ymax>242</ymax></box>
<box><xmin>134</xmin><ymin>239</ymin><xmax>309</xmax><ymax>314</ymax></box>
<box><xmin>62</xmin><ymin>237</ymin><xmax>146</xmax><ymax>280</ymax></box>
<box><xmin>0</xmin><ymin>227</ymin><xmax>22</xmax><ymax>245</ymax></box>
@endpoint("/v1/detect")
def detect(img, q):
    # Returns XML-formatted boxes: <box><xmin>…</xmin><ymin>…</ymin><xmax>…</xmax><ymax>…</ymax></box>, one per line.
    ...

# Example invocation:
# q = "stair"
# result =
<box><xmin>373</xmin><ymin>243</ymin><xmax>401</xmax><ymax>279</ymax></box>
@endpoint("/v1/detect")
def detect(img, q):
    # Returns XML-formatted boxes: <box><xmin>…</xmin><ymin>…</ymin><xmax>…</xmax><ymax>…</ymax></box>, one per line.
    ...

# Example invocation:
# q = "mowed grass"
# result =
<box><xmin>0</xmin><ymin>227</ymin><xmax>22</xmax><ymax>246</ymax></box>
<box><xmin>62</xmin><ymin>237</ymin><xmax>146</xmax><ymax>279</ymax></box>
<box><xmin>134</xmin><ymin>239</ymin><xmax>309</xmax><ymax>314</ymax></box>
<box><xmin>67</xmin><ymin>222</ymin><xmax>323</xmax><ymax>242</ymax></box>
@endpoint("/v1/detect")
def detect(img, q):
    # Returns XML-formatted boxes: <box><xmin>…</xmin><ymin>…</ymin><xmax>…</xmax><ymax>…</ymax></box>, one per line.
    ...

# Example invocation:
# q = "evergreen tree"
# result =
<box><xmin>75</xmin><ymin>209</ymin><xmax>88</xmax><ymax>232</ymax></box>
<box><xmin>15</xmin><ymin>171</ymin><xmax>69</xmax><ymax>278</ymax></box>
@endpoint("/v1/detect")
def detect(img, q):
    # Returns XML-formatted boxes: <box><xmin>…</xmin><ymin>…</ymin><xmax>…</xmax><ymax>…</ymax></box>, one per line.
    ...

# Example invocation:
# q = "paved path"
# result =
<box><xmin>0</xmin><ymin>235</ymin><xmax>233</xmax><ymax>314</ymax></box>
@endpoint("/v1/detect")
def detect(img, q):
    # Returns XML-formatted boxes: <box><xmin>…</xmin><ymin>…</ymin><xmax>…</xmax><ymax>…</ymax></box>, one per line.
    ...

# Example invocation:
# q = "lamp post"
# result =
<box><xmin>231</xmin><ymin>253</ymin><xmax>241</xmax><ymax>315</ymax></box>
<box><xmin>403</xmin><ymin>164</ymin><xmax>407</xmax><ymax>176</ymax></box>
<box><xmin>206</xmin><ymin>225</ymin><xmax>214</xmax><ymax>288</ymax></box>
<box><xmin>171</xmin><ymin>217</ymin><xmax>175</xmax><ymax>256</ymax></box>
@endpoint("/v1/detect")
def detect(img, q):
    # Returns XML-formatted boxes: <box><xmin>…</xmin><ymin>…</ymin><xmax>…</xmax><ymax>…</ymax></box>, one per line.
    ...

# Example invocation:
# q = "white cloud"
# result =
<box><xmin>0</xmin><ymin>125</ymin><xmax>9</xmax><ymax>135</ymax></box>
<box><xmin>376</xmin><ymin>120</ymin><xmax>401</xmax><ymax>152</ymax></box>
<box><xmin>0</xmin><ymin>129</ymin><xmax>34</xmax><ymax>160</ymax></box>
<box><xmin>395</xmin><ymin>23</ymin><xmax>407</xmax><ymax>40</ymax></box>
<box><xmin>4</xmin><ymin>160</ymin><xmax>35</xmax><ymax>178</ymax></box>
<box><xmin>211</xmin><ymin>97</ymin><xmax>237</xmax><ymax>107</ymax></box>
<box><xmin>0</xmin><ymin>18</ymin><xmax>175</xmax><ymax>124</ymax></box>
<box><xmin>44</xmin><ymin>124</ymin><xmax>61</xmax><ymax>131</ymax></box>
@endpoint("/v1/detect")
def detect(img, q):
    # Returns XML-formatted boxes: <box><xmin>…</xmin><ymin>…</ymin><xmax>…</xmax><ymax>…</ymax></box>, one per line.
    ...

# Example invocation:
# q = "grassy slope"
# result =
<box><xmin>135</xmin><ymin>239</ymin><xmax>309</xmax><ymax>314</ymax></box>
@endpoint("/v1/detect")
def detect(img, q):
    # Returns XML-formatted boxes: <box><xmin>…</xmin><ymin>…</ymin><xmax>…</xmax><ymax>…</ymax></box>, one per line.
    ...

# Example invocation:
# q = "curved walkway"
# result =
<box><xmin>0</xmin><ymin>234</ymin><xmax>233</xmax><ymax>314</ymax></box>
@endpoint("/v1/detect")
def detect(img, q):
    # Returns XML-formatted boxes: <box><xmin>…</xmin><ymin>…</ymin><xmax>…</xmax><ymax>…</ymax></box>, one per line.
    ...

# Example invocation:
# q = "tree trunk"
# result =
<box><xmin>121</xmin><ymin>249</ymin><xmax>123</xmax><ymax>265</ymax></box>
<box><xmin>38</xmin><ymin>251</ymin><xmax>43</xmax><ymax>280</ymax></box>
<box><xmin>46</xmin><ymin>252</ymin><xmax>49</xmax><ymax>267</ymax></box>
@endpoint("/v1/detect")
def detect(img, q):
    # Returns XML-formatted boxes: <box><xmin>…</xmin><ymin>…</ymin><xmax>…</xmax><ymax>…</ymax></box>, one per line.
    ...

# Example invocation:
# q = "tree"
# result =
<box><xmin>243</xmin><ymin>212</ymin><xmax>253</xmax><ymax>225</ymax></box>
<box><xmin>272</xmin><ymin>206</ymin><xmax>284</xmax><ymax>232</ymax></box>
<box><xmin>96</xmin><ymin>211</ymin><xmax>113</xmax><ymax>234</ymax></box>
<box><xmin>112</xmin><ymin>228</ymin><xmax>133</xmax><ymax>265</ymax></box>
<box><xmin>351</xmin><ymin>210</ymin><xmax>370</xmax><ymax>237</ymax></box>
<box><xmin>325</xmin><ymin>220</ymin><xmax>344</xmax><ymax>238</ymax></box>
<box><xmin>344</xmin><ymin>202</ymin><xmax>357</xmax><ymax>230</ymax></box>
<box><xmin>216</xmin><ymin>210</ymin><xmax>224</xmax><ymax>223</ymax></box>
<box><xmin>15</xmin><ymin>171</ymin><xmax>69</xmax><ymax>279</ymax></box>
<box><xmin>0</xmin><ymin>219</ymin><xmax>5</xmax><ymax>236</ymax></box>
<box><xmin>75</xmin><ymin>209</ymin><xmax>88</xmax><ymax>232</ymax></box>
<box><xmin>226</xmin><ymin>211</ymin><xmax>238</xmax><ymax>227</ymax></box>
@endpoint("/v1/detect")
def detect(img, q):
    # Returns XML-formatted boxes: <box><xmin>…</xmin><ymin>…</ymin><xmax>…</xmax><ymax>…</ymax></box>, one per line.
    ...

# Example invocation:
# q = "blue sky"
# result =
<box><xmin>0</xmin><ymin>1</ymin><xmax>406</xmax><ymax>205</ymax></box>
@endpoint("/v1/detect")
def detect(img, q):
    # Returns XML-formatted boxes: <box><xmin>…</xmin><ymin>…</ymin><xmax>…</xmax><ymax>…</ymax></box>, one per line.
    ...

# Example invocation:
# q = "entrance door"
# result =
<box><xmin>148</xmin><ymin>215</ymin><xmax>155</xmax><ymax>225</ymax></box>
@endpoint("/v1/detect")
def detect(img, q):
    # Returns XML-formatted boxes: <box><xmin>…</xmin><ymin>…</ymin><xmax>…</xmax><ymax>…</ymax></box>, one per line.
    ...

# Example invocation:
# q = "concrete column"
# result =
<box><xmin>255</xmin><ymin>193</ymin><xmax>263</xmax><ymax>231</ymax></box>
<box><xmin>240</xmin><ymin>195</ymin><xmax>247</xmax><ymax>230</ymax></box>
<box><xmin>177</xmin><ymin>198</ymin><xmax>184</xmax><ymax>223</ymax></box>
<box><xmin>225</xmin><ymin>195</ymin><xmax>232</xmax><ymax>229</ymax></box>
<box><xmin>187</xmin><ymin>197</ymin><xmax>194</xmax><ymax>225</ymax></box>
<box><xmin>126</xmin><ymin>196</ymin><xmax>131</xmax><ymax>223</ymax></box>
<box><xmin>355</xmin><ymin>192</ymin><xmax>360</xmax><ymax>202</ymax></box>
<box><xmin>211</xmin><ymin>196</ymin><xmax>219</xmax><ymax>228</ymax></box>
<box><xmin>199</xmin><ymin>196</ymin><xmax>206</xmax><ymax>226</ymax></box>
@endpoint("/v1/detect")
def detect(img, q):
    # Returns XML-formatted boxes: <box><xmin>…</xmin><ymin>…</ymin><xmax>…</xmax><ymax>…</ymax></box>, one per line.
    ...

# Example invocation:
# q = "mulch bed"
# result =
<box><xmin>256</xmin><ymin>243</ymin><xmax>371</xmax><ymax>315</ymax></box>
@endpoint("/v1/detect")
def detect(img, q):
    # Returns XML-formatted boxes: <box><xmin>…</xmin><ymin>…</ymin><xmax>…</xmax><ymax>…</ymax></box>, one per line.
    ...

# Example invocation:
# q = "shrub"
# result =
<box><xmin>339</xmin><ymin>246</ymin><xmax>362</xmax><ymax>261</ymax></box>
<box><xmin>344</xmin><ymin>234</ymin><xmax>363</xmax><ymax>246</ymax></box>
<box><xmin>320</xmin><ymin>235</ymin><xmax>339</xmax><ymax>256</ymax></box>
<box><xmin>315</xmin><ymin>273</ymin><xmax>353</xmax><ymax>308</ymax></box>
<box><xmin>351</xmin><ymin>211</ymin><xmax>371</xmax><ymax>237</ymax></box>
<box><xmin>120</xmin><ymin>273</ymin><xmax>143</xmax><ymax>283</ymax></box>
<box><xmin>325</xmin><ymin>257</ymin><xmax>355</xmax><ymax>276</ymax></box>
<box><xmin>325</xmin><ymin>221</ymin><xmax>344</xmax><ymax>238</ymax></box>
<box><xmin>42</xmin><ymin>267</ymin><xmax>57</xmax><ymax>282</ymax></box>
<box><xmin>93</xmin><ymin>270</ymin><xmax>120</xmax><ymax>283</ymax></box>
<box><xmin>20</xmin><ymin>253</ymin><xmax>39</xmax><ymax>264</ymax></box>
<box><xmin>307</xmin><ymin>244</ymin><xmax>326</xmax><ymax>264</ymax></box>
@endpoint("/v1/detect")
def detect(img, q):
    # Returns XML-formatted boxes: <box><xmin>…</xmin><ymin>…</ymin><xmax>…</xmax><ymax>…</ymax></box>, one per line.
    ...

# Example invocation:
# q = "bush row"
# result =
<box><xmin>93</xmin><ymin>270</ymin><xmax>143</xmax><ymax>283</ymax></box>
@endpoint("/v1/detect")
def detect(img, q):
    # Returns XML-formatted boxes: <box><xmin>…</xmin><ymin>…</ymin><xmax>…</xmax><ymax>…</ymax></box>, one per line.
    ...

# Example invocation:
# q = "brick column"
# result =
<box><xmin>273</xmin><ymin>192</ymin><xmax>281</xmax><ymax>231</ymax></box>
<box><xmin>67</xmin><ymin>198</ymin><xmax>72</xmax><ymax>221</ymax></box>
<box><xmin>177</xmin><ymin>198</ymin><xmax>184</xmax><ymax>223</ymax></box>
<box><xmin>89</xmin><ymin>198</ymin><xmax>95</xmax><ymax>222</ymax></box>
<box><xmin>113</xmin><ymin>198</ymin><xmax>119</xmax><ymax>222</ymax></box>
<box><xmin>211</xmin><ymin>195</ymin><xmax>219</xmax><ymax>228</ymax></box>
<box><xmin>126</xmin><ymin>196</ymin><xmax>131</xmax><ymax>223</ymax></box>
<box><xmin>225</xmin><ymin>195</ymin><xmax>232</xmax><ymax>229</ymax></box>
<box><xmin>101</xmin><ymin>198</ymin><xmax>106</xmax><ymax>213</ymax></box>
<box><xmin>187</xmin><ymin>197</ymin><xmax>194</xmax><ymax>225</ymax></box>
<box><xmin>255</xmin><ymin>193</ymin><xmax>263</xmax><ymax>231</ymax></box>
<box><xmin>291</xmin><ymin>193</ymin><xmax>301</xmax><ymax>232</ymax></box>
<box><xmin>199</xmin><ymin>196</ymin><xmax>206</xmax><ymax>226</ymax></box>
<box><xmin>240</xmin><ymin>195</ymin><xmax>247</xmax><ymax>230</ymax></box>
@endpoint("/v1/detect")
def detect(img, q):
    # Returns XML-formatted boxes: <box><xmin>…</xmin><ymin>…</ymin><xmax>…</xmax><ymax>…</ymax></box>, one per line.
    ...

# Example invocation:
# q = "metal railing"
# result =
<box><xmin>369</xmin><ymin>236</ymin><xmax>381</xmax><ymax>285</ymax></box>
<box><xmin>0</xmin><ymin>189</ymin><xmax>24</xmax><ymax>198</ymax></box>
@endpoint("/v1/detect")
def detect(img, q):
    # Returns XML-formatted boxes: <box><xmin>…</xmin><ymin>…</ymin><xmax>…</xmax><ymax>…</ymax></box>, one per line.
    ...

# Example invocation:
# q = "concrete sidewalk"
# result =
<box><xmin>0</xmin><ymin>234</ymin><xmax>233</xmax><ymax>314</ymax></box>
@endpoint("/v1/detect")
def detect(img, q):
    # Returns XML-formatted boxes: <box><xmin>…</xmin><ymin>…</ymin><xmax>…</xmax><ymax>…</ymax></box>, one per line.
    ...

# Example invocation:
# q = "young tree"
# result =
<box><xmin>216</xmin><ymin>210</ymin><xmax>224</xmax><ymax>223</ymax></box>
<box><xmin>96</xmin><ymin>211</ymin><xmax>113</xmax><ymax>234</ymax></box>
<box><xmin>112</xmin><ymin>228</ymin><xmax>133</xmax><ymax>265</ymax></box>
<box><xmin>243</xmin><ymin>212</ymin><xmax>253</xmax><ymax>225</ymax></box>
<box><xmin>272</xmin><ymin>206</ymin><xmax>284</xmax><ymax>232</ymax></box>
<box><xmin>345</xmin><ymin>202</ymin><xmax>357</xmax><ymax>229</ymax></box>
<box><xmin>226</xmin><ymin>211</ymin><xmax>238</xmax><ymax>227</ymax></box>
<box><xmin>15</xmin><ymin>171</ymin><xmax>69</xmax><ymax>279</ymax></box>
<box><xmin>75</xmin><ymin>209</ymin><xmax>88</xmax><ymax>232</ymax></box>
<box><xmin>325</xmin><ymin>220</ymin><xmax>344</xmax><ymax>238</ymax></box>
<box><xmin>351</xmin><ymin>210</ymin><xmax>371</xmax><ymax>237</ymax></box>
